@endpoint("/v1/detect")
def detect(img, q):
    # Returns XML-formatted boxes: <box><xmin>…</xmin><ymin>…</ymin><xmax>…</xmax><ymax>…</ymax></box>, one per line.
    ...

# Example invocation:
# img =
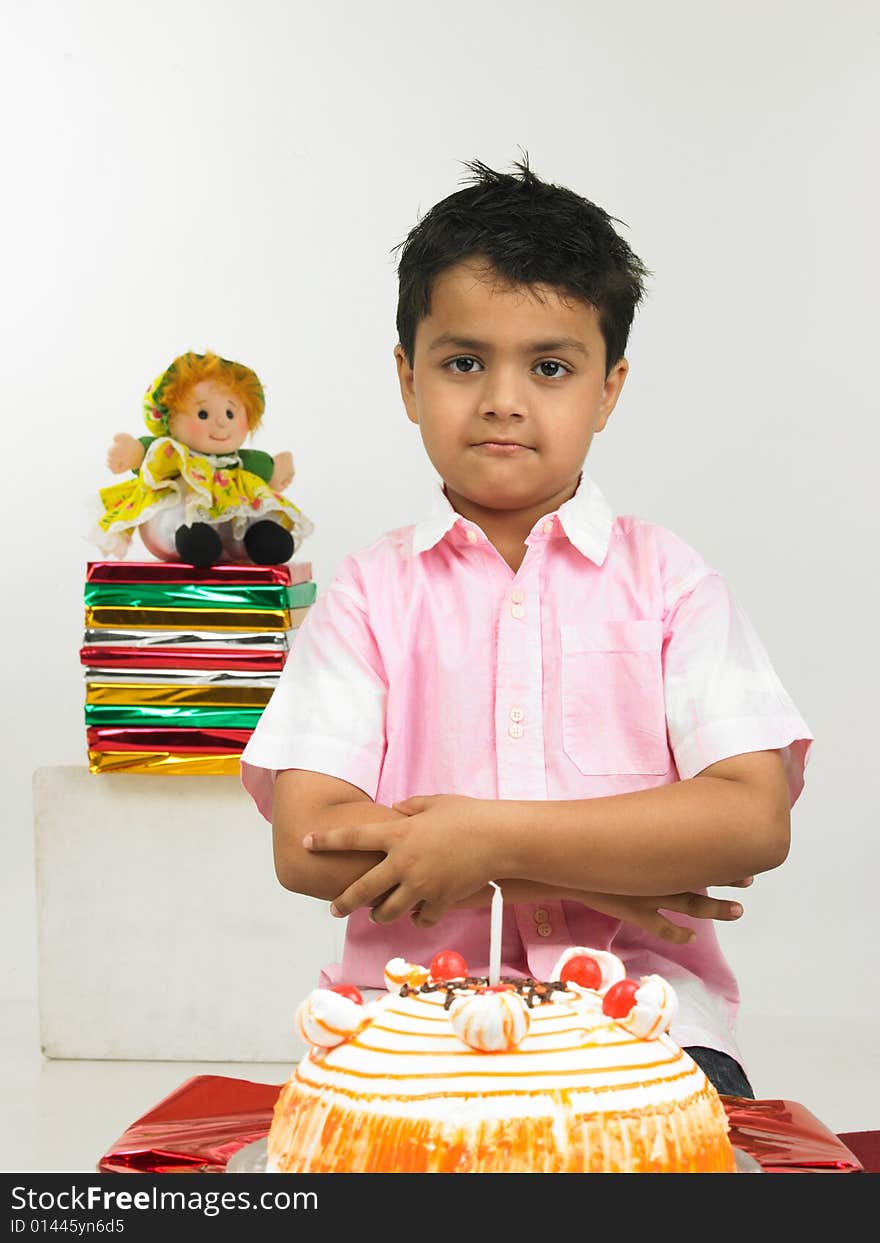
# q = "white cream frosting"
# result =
<box><xmin>616</xmin><ymin>974</ymin><xmax>678</xmax><ymax>1040</ymax></box>
<box><xmin>287</xmin><ymin>950</ymin><xmax>698</xmax><ymax>1130</ymax></box>
<box><xmin>272</xmin><ymin>950</ymin><xmax>728</xmax><ymax>1173</ymax></box>
<box><xmin>292</xmin><ymin>984</ymin><xmax>704</xmax><ymax>1123</ymax></box>
<box><xmin>294</xmin><ymin>988</ymin><xmax>365</xmax><ymax>1048</ymax></box>
<box><xmin>448</xmin><ymin>990</ymin><xmax>531</xmax><ymax>1051</ymax></box>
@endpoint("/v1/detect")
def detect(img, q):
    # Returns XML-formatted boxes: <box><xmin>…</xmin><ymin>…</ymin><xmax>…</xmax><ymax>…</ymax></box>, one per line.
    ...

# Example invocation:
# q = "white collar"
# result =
<box><xmin>411</xmin><ymin>472</ymin><xmax>614</xmax><ymax>566</ymax></box>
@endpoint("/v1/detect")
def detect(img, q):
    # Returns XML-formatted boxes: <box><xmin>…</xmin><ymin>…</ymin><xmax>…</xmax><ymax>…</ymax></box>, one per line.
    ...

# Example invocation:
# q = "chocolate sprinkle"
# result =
<box><xmin>399</xmin><ymin>975</ymin><xmax>570</xmax><ymax>1009</ymax></box>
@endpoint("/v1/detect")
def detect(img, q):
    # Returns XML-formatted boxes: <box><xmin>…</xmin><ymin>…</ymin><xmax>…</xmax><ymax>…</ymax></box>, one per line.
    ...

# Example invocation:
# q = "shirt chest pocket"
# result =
<box><xmin>560</xmin><ymin>620</ymin><xmax>669</xmax><ymax>776</ymax></box>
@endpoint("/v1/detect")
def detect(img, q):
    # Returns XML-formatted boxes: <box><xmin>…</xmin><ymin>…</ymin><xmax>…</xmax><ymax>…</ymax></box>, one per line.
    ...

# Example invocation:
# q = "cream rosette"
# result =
<box><xmin>616</xmin><ymin>975</ymin><xmax>679</xmax><ymax>1040</ymax></box>
<box><xmin>295</xmin><ymin>988</ymin><xmax>365</xmax><ymax>1049</ymax></box>
<box><xmin>551</xmin><ymin>947</ymin><xmax>626</xmax><ymax>995</ymax></box>
<box><xmin>448</xmin><ymin>990</ymin><xmax>531</xmax><ymax>1052</ymax></box>
<box><xmin>383</xmin><ymin>957</ymin><xmax>430</xmax><ymax>994</ymax></box>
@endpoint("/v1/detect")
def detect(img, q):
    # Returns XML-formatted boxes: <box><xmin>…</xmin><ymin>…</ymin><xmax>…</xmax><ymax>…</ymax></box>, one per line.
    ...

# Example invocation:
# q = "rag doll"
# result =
<box><xmin>96</xmin><ymin>350</ymin><xmax>313</xmax><ymax>566</ymax></box>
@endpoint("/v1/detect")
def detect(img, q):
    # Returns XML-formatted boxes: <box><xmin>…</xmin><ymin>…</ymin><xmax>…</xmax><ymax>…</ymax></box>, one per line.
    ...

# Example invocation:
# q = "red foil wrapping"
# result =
<box><xmin>99</xmin><ymin>1077</ymin><xmax>278</xmax><ymax>1174</ymax></box>
<box><xmin>87</xmin><ymin>727</ymin><xmax>252</xmax><ymax>753</ymax></box>
<box><xmin>86</xmin><ymin>561</ymin><xmax>313</xmax><ymax>586</ymax></box>
<box><xmin>97</xmin><ymin>1076</ymin><xmax>868</xmax><ymax>1174</ymax></box>
<box><xmin>723</xmin><ymin>1098</ymin><xmax>866</xmax><ymax>1172</ymax></box>
<box><xmin>80</xmin><ymin>647</ymin><xmax>287</xmax><ymax>672</ymax></box>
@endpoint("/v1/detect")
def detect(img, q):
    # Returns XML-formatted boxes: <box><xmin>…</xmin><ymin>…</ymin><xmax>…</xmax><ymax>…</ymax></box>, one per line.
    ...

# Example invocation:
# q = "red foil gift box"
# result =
<box><xmin>85</xmin><ymin>561</ymin><xmax>309</xmax><ymax>585</ymax></box>
<box><xmin>97</xmin><ymin>1075</ymin><xmax>867</xmax><ymax>1174</ymax></box>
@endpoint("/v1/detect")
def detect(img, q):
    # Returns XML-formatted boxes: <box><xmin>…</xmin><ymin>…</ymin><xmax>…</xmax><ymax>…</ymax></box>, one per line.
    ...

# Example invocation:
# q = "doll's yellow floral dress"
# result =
<box><xmin>97</xmin><ymin>436</ymin><xmax>312</xmax><ymax>558</ymax></box>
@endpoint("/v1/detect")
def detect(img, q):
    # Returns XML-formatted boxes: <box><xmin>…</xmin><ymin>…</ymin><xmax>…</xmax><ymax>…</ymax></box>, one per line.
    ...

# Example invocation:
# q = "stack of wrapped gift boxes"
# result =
<box><xmin>80</xmin><ymin>560</ymin><xmax>315</xmax><ymax>774</ymax></box>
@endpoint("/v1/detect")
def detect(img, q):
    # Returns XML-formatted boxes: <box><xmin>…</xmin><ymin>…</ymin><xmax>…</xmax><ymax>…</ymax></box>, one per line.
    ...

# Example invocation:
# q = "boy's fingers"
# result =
<box><xmin>654</xmin><ymin>916</ymin><xmax>695</xmax><ymax>945</ymax></box>
<box><xmin>660</xmin><ymin>893</ymin><xmax>743</xmax><ymax>921</ymax></box>
<box><xmin>709</xmin><ymin>898</ymin><xmax>743</xmax><ymax>919</ymax></box>
<box><xmin>329</xmin><ymin>860</ymin><xmax>398</xmax><ymax>917</ymax></box>
<box><xmin>368</xmin><ymin>884</ymin><xmax>419</xmax><ymax>925</ymax></box>
<box><xmin>391</xmin><ymin>795</ymin><xmax>431</xmax><ymax>815</ymax></box>
<box><xmin>303</xmin><ymin>824</ymin><xmax>387</xmax><ymax>852</ymax></box>
<box><xmin>411</xmin><ymin>900</ymin><xmax>446</xmax><ymax>928</ymax></box>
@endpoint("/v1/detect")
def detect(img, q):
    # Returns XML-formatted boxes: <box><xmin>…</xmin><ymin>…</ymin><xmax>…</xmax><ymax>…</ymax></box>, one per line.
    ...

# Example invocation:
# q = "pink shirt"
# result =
<box><xmin>241</xmin><ymin>474</ymin><xmax>812</xmax><ymax>1060</ymax></box>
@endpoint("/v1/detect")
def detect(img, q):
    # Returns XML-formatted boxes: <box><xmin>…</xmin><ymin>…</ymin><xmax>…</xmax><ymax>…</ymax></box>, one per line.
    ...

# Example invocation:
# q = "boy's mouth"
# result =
<box><xmin>473</xmin><ymin>439</ymin><xmax>534</xmax><ymax>454</ymax></box>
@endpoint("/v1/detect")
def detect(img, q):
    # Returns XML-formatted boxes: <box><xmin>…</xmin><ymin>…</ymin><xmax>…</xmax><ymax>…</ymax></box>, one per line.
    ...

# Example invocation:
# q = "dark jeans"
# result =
<box><xmin>684</xmin><ymin>1046</ymin><xmax>755</xmax><ymax>1098</ymax></box>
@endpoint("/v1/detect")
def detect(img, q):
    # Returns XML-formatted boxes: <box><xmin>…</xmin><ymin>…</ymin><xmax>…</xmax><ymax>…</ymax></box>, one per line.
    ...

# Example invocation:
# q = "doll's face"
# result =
<box><xmin>167</xmin><ymin>380</ymin><xmax>250</xmax><ymax>454</ymax></box>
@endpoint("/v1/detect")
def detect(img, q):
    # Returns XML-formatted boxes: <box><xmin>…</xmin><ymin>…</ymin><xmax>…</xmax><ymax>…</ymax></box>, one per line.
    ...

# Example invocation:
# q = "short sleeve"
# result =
<box><xmin>238</xmin><ymin>448</ymin><xmax>274</xmax><ymax>483</ymax></box>
<box><xmin>662</xmin><ymin>572</ymin><xmax>813</xmax><ymax>805</ymax></box>
<box><xmin>240</xmin><ymin>559</ymin><xmax>388</xmax><ymax>821</ymax></box>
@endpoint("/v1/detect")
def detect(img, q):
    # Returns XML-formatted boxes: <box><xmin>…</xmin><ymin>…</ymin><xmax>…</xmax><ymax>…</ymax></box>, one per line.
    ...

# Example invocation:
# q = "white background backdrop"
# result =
<box><xmin>2</xmin><ymin>0</ymin><xmax>878</xmax><ymax>1033</ymax></box>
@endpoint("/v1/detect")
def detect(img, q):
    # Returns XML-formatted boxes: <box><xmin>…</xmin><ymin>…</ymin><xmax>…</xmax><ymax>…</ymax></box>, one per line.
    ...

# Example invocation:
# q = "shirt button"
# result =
<box><xmin>511</xmin><ymin>590</ymin><xmax>524</xmax><ymax>604</ymax></box>
<box><xmin>533</xmin><ymin>907</ymin><xmax>550</xmax><ymax>923</ymax></box>
<box><xmin>508</xmin><ymin>723</ymin><xmax>523</xmax><ymax>739</ymax></box>
<box><xmin>466</xmin><ymin>530</ymin><xmax>478</xmax><ymax>544</ymax></box>
<box><xmin>536</xmin><ymin>922</ymin><xmax>552</xmax><ymax>937</ymax></box>
<box><xmin>509</xmin><ymin>706</ymin><xmax>524</xmax><ymax>722</ymax></box>
<box><xmin>511</xmin><ymin>603</ymin><xmax>525</xmax><ymax>619</ymax></box>
<box><xmin>542</xmin><ymin>520</ymin><xmax>554</xmax><ymax>535</ymax></box>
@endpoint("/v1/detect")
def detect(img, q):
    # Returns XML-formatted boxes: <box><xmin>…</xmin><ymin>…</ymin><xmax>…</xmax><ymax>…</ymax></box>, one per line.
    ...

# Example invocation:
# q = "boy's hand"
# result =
<box><xmin>304</xmin><ymin>791</ymin><xmax>756</xmax><ymax>932</ymax></box>
<box><xmin>303</xmin><ymin>793</ymin><xmax>500</xmax><ymax>922</ymax></box>
<box><xmin>561</xmin><ymin>889</ymin><xmax>747</xmax><ymax>945</ymax></box>
<box><xmin>435</xmin><ymin>880</ymin><xmax>750</xmax><ymax>942</ymax></box>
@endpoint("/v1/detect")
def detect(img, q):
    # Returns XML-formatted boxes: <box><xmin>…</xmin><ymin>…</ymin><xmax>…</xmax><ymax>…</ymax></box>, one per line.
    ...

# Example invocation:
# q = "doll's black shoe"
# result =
<box><xmin>244</xmin><ymin>521</ymin><xmax>294</xmax><ymax>565</ymax></box>
<box><xmin>174</xmin><ymin>523</ymin><xmax>223</xmax><ymax>567</ymax></box>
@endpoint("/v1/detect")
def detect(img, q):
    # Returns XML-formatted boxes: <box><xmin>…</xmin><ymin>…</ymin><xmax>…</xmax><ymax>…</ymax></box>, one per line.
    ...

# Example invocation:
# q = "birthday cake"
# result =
<box><xmin>267</xmin><ymin>946</ymin><xmax>736</xmax><ymax>1173</ymax></box>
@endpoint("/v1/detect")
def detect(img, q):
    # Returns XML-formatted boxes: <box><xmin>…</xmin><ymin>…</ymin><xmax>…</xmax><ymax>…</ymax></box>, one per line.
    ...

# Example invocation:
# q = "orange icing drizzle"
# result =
<box><xmin>294</xmin><ymin>1062</ymin><xmax>700</xmax><ymax>1100</ymax></box>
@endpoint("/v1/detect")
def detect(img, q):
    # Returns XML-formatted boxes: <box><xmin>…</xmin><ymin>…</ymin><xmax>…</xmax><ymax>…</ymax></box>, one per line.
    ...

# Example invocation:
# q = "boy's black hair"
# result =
<box><xmin>393</xmin><ymin>154</ymin><xmax>650</xmax><ymax>376</ymax></box>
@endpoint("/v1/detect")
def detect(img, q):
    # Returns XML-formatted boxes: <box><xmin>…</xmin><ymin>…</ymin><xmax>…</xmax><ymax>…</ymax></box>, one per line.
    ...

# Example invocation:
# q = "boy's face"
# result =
<box><xmin>395</xmin><ymin>258</ymin><xmax>628</xmax><ymax>519</ymax></box>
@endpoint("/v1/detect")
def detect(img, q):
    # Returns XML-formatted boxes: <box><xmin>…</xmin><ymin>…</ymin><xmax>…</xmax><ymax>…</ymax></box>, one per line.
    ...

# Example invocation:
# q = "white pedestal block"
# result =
<box><xmin>33</xmin><ymin>765</ymin><xmax>342</xmax><ymax>1062</ymax></box>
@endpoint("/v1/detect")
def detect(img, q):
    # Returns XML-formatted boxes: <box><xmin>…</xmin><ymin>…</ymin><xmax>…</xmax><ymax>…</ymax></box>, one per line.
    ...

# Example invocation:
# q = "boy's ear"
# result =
<box><xmin>394</xmin><ymin>344</ymin><xmax>419</xmax><ymax>425</ymax></box>
<box><xmin>596</xmin><ymin>357</ymin><xmax>629</xmax><ymax>431</ymax></box>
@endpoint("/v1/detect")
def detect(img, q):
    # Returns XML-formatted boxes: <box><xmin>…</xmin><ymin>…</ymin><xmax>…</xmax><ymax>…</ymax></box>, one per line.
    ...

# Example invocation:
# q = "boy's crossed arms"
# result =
<box><xmin>272</xmin><ymin>748</ymin><xmax>788</xmax><ymax>943</ymax></box>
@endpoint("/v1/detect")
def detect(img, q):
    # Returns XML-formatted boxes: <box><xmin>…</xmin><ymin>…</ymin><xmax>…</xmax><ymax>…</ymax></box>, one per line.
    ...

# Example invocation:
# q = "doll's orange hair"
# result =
<box><xmin>159</xmin><ymin>351</ymin><xmax>265</xmax><ymax>431</ymax></box>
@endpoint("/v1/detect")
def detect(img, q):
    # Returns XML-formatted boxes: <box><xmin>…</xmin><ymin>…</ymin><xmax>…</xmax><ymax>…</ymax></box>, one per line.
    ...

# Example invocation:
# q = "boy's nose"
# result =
<box><xmin>478</xmin><ymin>368</ymin><xmax>528</xmax><ymax>419</ymax></box>
<box><xmin>480</xmin><ymin>403</ymin><xmax>526</xmax><ymax>421</ymax></box>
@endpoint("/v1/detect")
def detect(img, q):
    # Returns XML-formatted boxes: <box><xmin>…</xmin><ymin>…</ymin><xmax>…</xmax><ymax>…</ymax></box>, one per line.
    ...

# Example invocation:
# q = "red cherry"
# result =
<box><xmin>430</xmin><ymin>950</ymin><xmax>469</xmax><ymax>981</ymax></box>
<box><xmin>559</xmin><ymin>954</ymin><xmax>603</xmax><ymax>991</ymax></box>
<box><xmin>329</xmin><ymin>984</ymin><xmax>363</xmax><ymax>1005</ymax></box>
<box><xmin>480</xmin><ymin>984</ymin><xmax>512</xmax><ymax>994</ymax></box>
<box><xmin>602</xmin><ymin>979</ymin><xmax>640</xmax><ymax>1019</ymax></box>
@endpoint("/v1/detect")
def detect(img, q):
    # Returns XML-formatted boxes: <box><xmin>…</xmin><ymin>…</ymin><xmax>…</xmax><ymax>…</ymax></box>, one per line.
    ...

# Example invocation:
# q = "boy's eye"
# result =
<box><xmin>197</xmin><ymin>409</ymin><xmax>209</xmax><ymax>420</ymax></box>
<box><xmin>226</xmin><ymin>409</ymin><xmax>235</xmax><ymax>420</ymax></box>
<box><xmin>447</xmin><ymin>356</ymin><xmax>481</xmax><ymax>374</ymax></box>
<box><xmin>445</xmin><ymin>356</ymin><xmax>571</xmax><ymax>378</ymax></box>
<box><xmin>534</xmin><ymin>360</ymin><xmax>571</xmax><ymax>379</ymax></box>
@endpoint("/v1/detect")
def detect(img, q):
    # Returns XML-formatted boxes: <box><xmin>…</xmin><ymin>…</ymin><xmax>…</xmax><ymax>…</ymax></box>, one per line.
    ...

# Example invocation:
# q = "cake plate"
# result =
<box><xmin>226</xmin><ymin>1138</ymin><xmax>762</xmax><ymax>1173</ymax></box>
<box><xmin>228</xmin><ymin>1137</ymin><xmax>268</xmax><ymax>1172</ymax></box>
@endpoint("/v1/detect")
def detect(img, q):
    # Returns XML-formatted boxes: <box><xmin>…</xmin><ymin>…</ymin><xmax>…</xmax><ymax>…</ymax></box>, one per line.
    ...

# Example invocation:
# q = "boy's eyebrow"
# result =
<box><xmin>427</xmin><ymin>333</ymin><xmax>590</xmax><ymax>356</ymax></box>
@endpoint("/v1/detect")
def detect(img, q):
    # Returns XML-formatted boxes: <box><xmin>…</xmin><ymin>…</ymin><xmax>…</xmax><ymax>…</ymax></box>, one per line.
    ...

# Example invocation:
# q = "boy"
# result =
<box><xmin>241</xmin><ymin>157</ymin><xmax>812</xmax><ymax>1097</ymax></box>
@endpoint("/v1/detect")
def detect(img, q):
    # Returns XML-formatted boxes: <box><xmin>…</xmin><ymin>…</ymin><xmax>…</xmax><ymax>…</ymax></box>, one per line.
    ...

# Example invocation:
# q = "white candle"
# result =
<box><xmin>488</xmin><ymin>881</ymin><xmax>503</xmax><ymax>986</ymax></box>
